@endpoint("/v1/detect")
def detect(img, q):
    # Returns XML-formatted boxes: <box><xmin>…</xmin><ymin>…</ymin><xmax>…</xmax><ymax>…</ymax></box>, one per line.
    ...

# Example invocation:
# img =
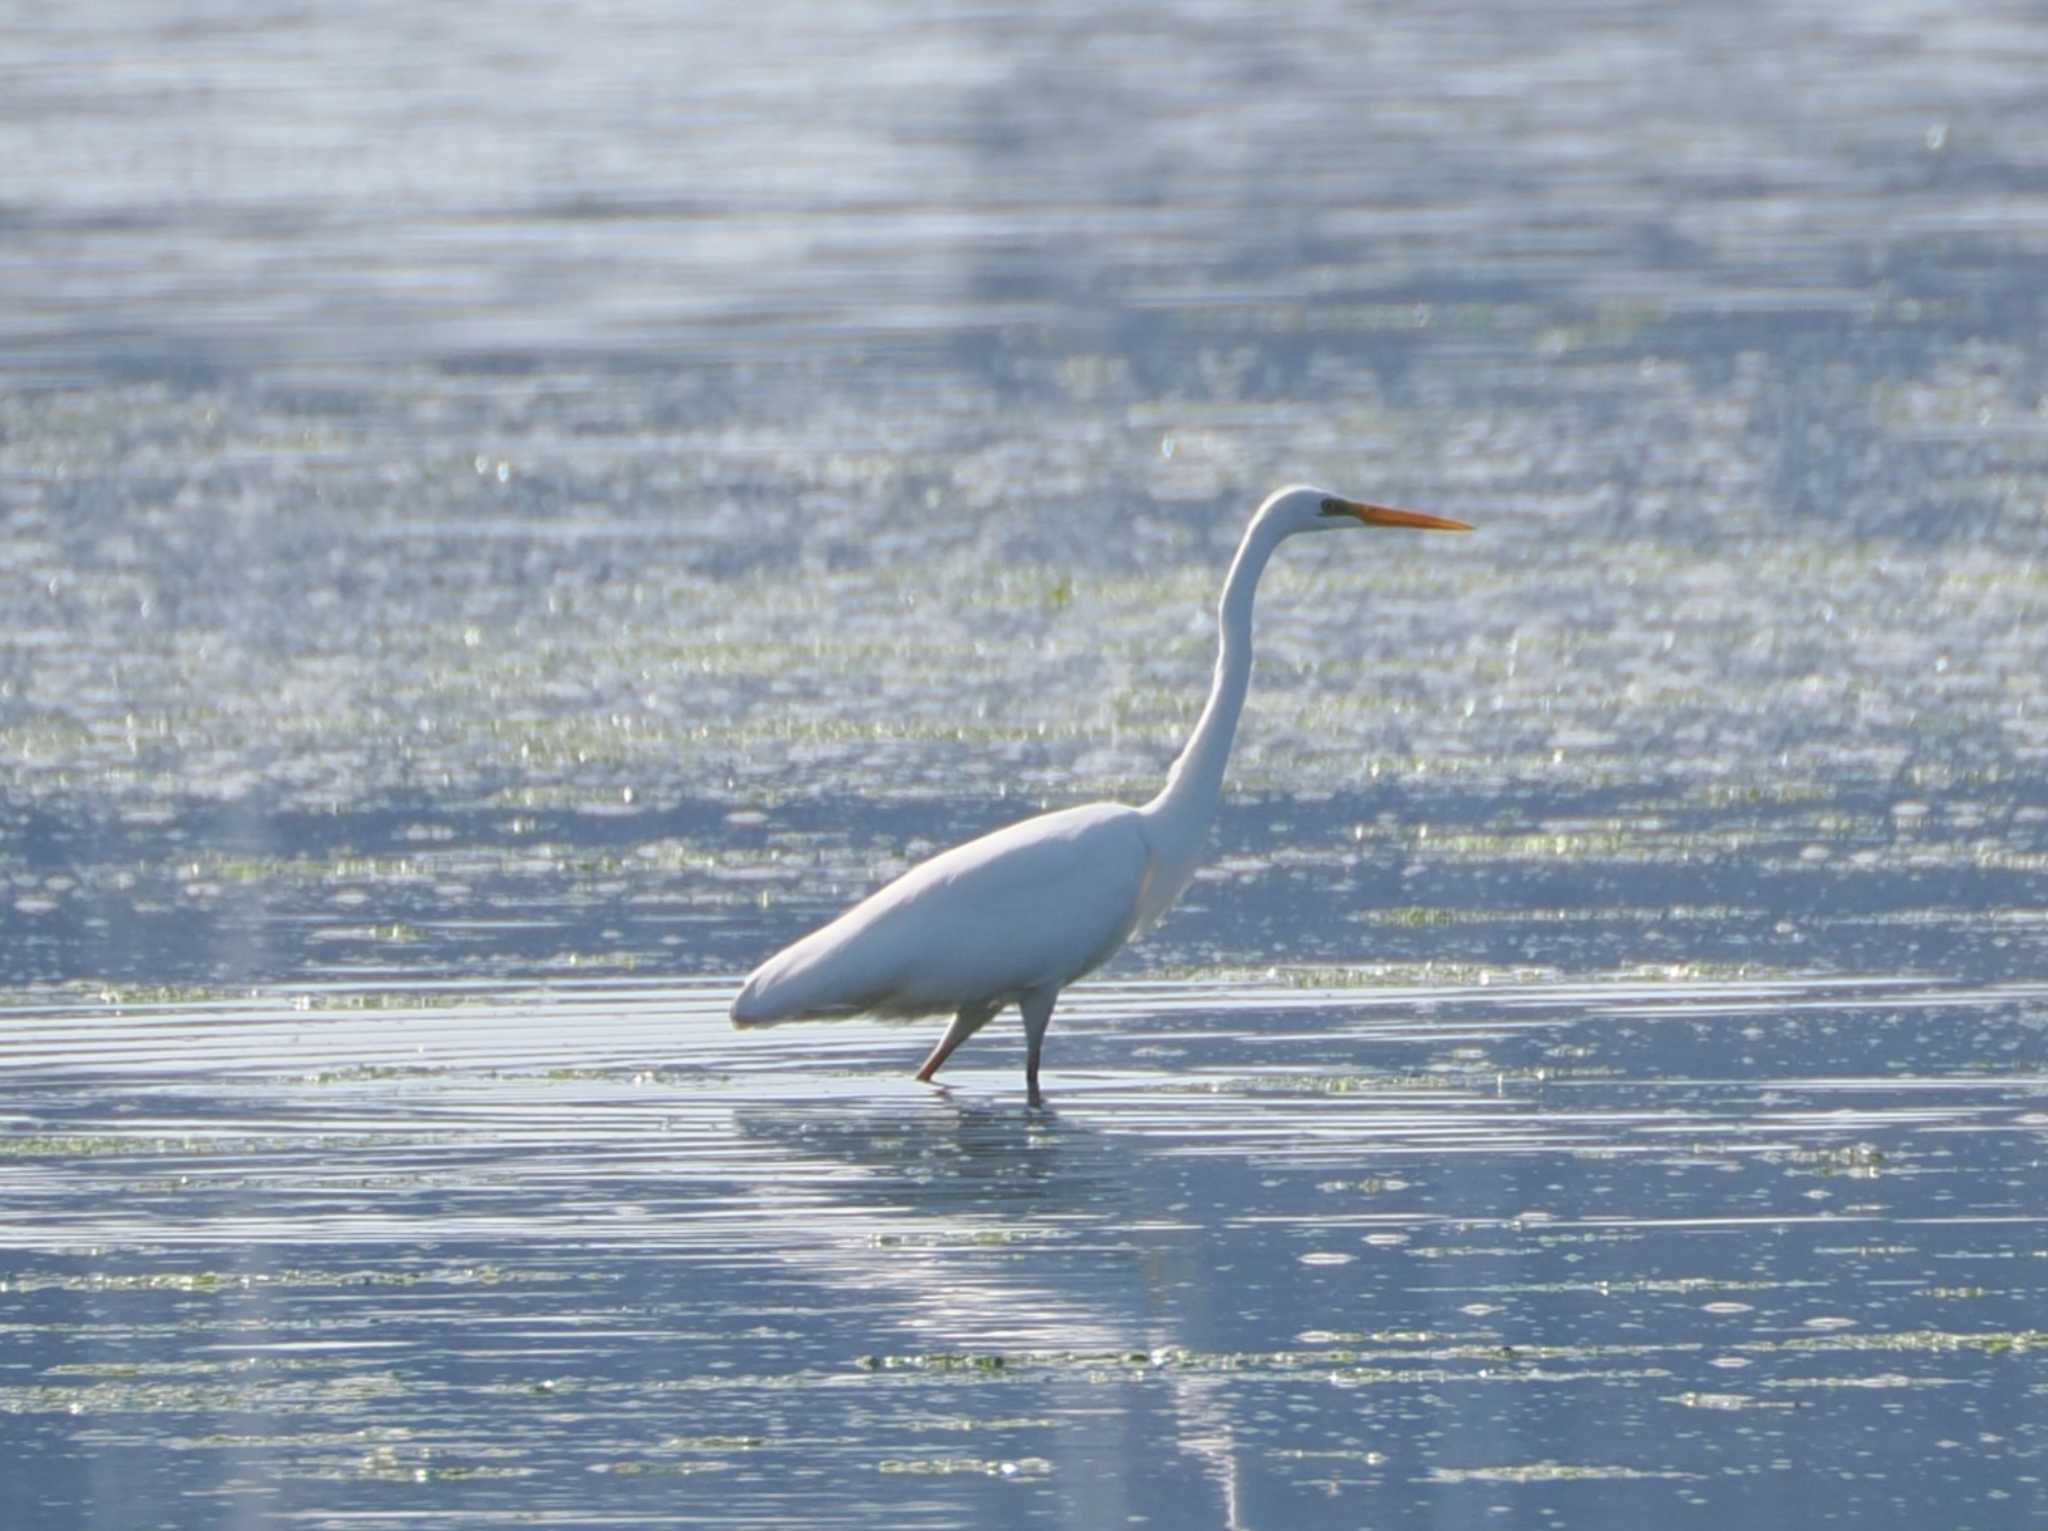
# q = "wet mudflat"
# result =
<box><xmin>6</xmin><ymin>0</ymin><xmax>2048</xmax><ymax>1525</ymax></box>
<box><xmin>4</xmin><ymin>972</ymin><xmax>2047</xmax><ymax>1528</ymax></box>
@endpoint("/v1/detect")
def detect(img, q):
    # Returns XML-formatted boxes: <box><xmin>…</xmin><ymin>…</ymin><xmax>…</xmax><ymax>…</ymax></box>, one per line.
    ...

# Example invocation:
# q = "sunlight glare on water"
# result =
<box><xmin>5</xmin><ymin>976</ymin><xmax>2048</xmax><ymax>1526</ymax></box>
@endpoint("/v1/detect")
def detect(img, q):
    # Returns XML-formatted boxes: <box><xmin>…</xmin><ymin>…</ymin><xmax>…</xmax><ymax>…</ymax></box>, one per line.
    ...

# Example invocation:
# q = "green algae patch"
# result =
<box><xmin>877</xmin><ymin>1455</ymin><xmax>1052</xmax><ymax>1478</ymax></box>
<box><xmin>1753</xmin><ymin>1329</ymin><xmax>2048</xmax><ymax>1357</ymax></box>
<box><xmin>1429</xmin><ymin>1461</ymin><xmax>1699</xmax><ymax>1483</ymax></box>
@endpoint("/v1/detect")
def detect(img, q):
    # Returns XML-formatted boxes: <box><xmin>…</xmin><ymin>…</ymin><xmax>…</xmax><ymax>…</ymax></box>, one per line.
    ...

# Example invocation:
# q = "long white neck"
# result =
<box><xmin>1144</xmin><ymin>509</ymin><xmax>1287</xmax><ymax>833</ymax></box>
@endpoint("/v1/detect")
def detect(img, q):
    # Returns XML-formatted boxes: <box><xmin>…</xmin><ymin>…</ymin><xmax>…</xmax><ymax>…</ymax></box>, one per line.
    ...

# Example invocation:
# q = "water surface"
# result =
<box><xmin>4</xmin><ymin>0</ymin><xmax>2048</xmax><ymax>1526</ymax></box>
<box><xmin>5</xmin><ymin>975</ymin><xmax>2047</xmax><ymax>1527</ymax></box>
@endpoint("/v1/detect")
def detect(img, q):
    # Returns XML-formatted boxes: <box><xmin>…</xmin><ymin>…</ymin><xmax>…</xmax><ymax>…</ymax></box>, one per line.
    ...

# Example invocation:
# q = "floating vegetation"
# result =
<box><xmin>1</xmin><ymin>1262</ymin><xmax>534</xmax><ymax>1295</ymax></box>
<box><xmin>876</xmin><ymin>1456</ymin><xmax>1052</xmax><ymax>1478</ymax></box>
<box><xmin>1428</xmin><ymin>1462</ymin><xmax>1699</xmax><ymax>1483</ymax></box>
<box><xmin>662</xmin><ymin>1435</ymin><xmax>765</xmax><ymax>1451</ymax></box>
<box><xmin>65</xmin><ymin>981</ymin><xmax>247</xmax><ymax>1007</ymax></box>
<box><xmin>1753</xmin><ymin>1330</ymin><xmax>2048</xmax><ymax>1358</ymax></box>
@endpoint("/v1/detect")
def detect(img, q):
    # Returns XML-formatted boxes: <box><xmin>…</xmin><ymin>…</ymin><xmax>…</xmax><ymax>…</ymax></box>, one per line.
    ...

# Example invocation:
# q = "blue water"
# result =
<box><xmin>4</xmin><ymin>1</ymin><xmax>2048</xmax><ymax>1526</ymax></box>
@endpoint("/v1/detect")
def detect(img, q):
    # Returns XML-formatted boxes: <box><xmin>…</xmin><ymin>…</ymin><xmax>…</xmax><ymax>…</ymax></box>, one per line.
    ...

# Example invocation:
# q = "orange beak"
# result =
<box><xmin>1336</xmin><ymin>499</ymin><xmax>1474</xmax><ymax>532</ymax></box>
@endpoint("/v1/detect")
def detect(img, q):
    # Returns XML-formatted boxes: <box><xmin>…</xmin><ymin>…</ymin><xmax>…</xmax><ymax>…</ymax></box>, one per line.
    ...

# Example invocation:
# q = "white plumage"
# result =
<box><xmin>730</xmin><ymin>484</ymin><xmax>1472</xmax><ymax>1104</ymax></box>
<box><xmin>731</xmin><ymin>803</ymin><xmax>1151</xmax><ymax>1024</ymax></box>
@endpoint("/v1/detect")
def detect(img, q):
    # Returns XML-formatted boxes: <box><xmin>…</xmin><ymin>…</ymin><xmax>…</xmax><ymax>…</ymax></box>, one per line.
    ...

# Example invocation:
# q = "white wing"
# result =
<box><xmin>731</xmin><ymin>802</ymin><xmax>1152</xmax><ymax>1025</ymax></box>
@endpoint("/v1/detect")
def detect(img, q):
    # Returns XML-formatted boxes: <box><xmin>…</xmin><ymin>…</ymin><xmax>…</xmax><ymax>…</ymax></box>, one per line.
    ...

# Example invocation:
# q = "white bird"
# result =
<box><xmin>730</xmin><ymin>484</ymin><xmax>1473</xmax><ymax>1105</ymax></box>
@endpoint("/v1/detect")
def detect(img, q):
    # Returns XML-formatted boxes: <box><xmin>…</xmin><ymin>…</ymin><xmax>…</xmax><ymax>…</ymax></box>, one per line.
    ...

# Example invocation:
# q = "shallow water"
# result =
<box><xmin>5</xmin><ymin>974</ymin><xmax>2047</xmax><ymax>1528</ymax></box>
<box><xmin>5</xmin><ymin>0</ymin><xmax>2048</xmax><ymax>1526</ymax></box>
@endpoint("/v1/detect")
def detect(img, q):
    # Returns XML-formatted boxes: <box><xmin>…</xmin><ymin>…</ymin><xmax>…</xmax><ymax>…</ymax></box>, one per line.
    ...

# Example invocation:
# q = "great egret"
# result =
<box><xmin>730</xmin><ymin>484</ymin><xmax>1473</xmax><ymax>1105</ymax></box>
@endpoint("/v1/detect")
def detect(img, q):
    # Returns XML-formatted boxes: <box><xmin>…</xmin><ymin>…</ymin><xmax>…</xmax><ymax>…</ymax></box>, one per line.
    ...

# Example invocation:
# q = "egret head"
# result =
<box><xmin>1258</xmin><ymin>483</ymin><xmax>1473</xmax><ymax>537</ymax></box>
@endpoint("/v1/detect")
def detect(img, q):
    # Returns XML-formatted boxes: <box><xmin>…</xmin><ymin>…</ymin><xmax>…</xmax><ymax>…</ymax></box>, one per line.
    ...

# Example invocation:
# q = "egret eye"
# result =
<box><xmin>1319</xmin><ymin>497</ymin><xmax>1345</xmax><ymax>516</ymax></box>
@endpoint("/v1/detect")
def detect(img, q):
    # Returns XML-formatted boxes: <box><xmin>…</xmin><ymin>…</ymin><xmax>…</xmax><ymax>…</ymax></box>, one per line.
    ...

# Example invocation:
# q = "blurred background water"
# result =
<box><xmin>3</xmin><ymin>2</ymin><xmax>2048</xmax><ymax>1527</ymax></box>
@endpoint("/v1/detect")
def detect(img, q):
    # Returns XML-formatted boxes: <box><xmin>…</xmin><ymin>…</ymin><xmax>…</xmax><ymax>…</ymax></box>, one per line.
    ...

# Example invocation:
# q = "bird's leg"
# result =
<box><xmin>915</xmin><ymin>1002</ymin><xmax>999</xmax><ymax>1084</ymax></box>
<box><xmin>1020</xmin><ymin>987</ymin><xmax>1058</xmax><ymax>1109</ymax></box>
